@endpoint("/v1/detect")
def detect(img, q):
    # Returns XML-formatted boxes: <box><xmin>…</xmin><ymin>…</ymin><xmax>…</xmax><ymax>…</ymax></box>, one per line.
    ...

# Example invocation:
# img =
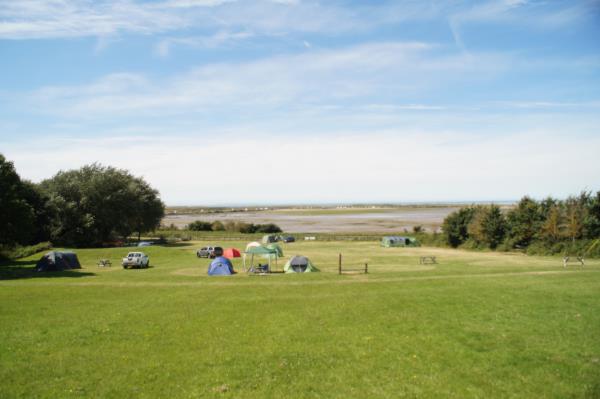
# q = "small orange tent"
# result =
<box><xmin>223</xmin><ymin>248</ymin><xmax>241</xmax><ymax>259</ymax></box>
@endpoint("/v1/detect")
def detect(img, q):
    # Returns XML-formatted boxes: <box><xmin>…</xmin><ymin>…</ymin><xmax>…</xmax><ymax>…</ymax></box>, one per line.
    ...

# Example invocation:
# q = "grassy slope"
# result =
<box><xmin>1</xmin><ymin>241</ymin><xmax>599</xmax><ymax>398</ymax></box>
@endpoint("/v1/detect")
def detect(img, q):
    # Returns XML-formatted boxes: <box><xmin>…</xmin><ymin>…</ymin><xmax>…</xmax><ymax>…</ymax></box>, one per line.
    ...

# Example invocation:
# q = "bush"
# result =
<box><xmin>255</xmin><ymin>223</ymin><xmax>282</xmax><ymax>233</ymax></box>
<box><xmin>211</xmin><ymin>221</ymin><xmax>225</xmax><ymax>231</ymax></box>
<box><xmin>238</xmin><ymin>223</ymin><xmax>258</xmax><ymax>234</ymax></box>
<box><xmin>187</xmin><ymin>221</ymin><xmax>212</xmax><ymax>231</ymax></box>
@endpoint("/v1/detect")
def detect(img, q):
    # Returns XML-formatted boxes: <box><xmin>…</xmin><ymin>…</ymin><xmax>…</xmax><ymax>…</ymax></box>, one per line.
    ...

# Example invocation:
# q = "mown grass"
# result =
<box><xmin>1</xmin><ymin>240</ymin><xmax>599</xmax><ymax>398</ymax></box>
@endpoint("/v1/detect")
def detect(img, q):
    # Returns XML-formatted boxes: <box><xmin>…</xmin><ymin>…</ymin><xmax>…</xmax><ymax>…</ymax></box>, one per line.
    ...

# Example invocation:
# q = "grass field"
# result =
<box><xmin>1</xmin><ymin>240</ymin><xmax>600</xmax><ymax>398</ymax></box>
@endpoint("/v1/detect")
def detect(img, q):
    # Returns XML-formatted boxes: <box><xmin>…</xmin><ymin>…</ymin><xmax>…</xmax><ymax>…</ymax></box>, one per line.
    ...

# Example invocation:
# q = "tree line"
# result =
<box><xmin>1</xmin><ymin>154</ymin><xmax>164</xmax><ymax>250</ymax></box>
<box><xmin>442</xmin><ymin>192</ymin><xmax>600</xmax><ymax>255</ymax></box>
<box><xmin>186</xmin><ymin>220</ymin><xmax>282</xmax><ymax>234</ymax></box>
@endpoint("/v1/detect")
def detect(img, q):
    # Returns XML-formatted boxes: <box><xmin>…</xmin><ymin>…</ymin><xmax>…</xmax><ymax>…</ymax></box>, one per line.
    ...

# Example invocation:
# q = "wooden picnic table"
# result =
<box><xmin>97</xmin><ymin>259</ymin><xmax>112</xmax><ymax>267</ymax></box>
<box><xmin>419</xmin><ymin>256</ymin><xmax>437</xmax><ymax>265</ymax></box>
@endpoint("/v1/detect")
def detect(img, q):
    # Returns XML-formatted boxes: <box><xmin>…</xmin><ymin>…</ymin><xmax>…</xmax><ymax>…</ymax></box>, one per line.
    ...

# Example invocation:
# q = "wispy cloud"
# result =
<box><xmin>0</xmin><ymin>0</ymin><xmax>365</xmax><ymax>40</ymax></box>
<box><xmin>446</xmin><ymin>0</ymin><xmax>596</xmax><ymax>50</ymax></box>
<box><xmin>25</xmin><ymin>41</ymin><xmax>512</xmax><ymax>118</ymax></box>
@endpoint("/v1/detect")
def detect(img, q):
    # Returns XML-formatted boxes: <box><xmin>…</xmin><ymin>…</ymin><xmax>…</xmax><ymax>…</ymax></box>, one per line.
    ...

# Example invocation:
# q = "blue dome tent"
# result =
<box><xmin>207</xmin><ymin>256</ymin><xmax>235</xmax><ymax>276</ymax></box>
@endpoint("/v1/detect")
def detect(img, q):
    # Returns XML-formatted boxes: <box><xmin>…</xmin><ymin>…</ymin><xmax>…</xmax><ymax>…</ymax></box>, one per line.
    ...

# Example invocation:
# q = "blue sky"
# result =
<box><xmin>1</xmin><ymin>0</ymin><xmax>599</xmax><ymax>205</ymax></box>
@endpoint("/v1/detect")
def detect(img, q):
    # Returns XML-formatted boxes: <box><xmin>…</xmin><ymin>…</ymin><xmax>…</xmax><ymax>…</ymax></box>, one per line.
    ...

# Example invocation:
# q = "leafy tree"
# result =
<box><xmin>0</xmin><ymin>154</ymin><xmax>36</xmax><ymax>246</ymax></box>
<box><xmin>539</xmin><ymin>204</ymin><xmax>564</xmax><ymax>244</ymax></box>
<box><xmin>466</xmin><ymin>205</ymin><xmax>506</xmax><ymax>249</ymax></box>
<box><xmin>40</xmin><ymin>164</ymin><xmax>164</xmax><ymax>246</ymax></box>
<box><xmin>20</xmin><ymin>180</ymin><xmax>54</xmax><ymax>244</ymax></box>
<box><xmin>480</xmin><ymin>205</ymin><xmax>507</xmax><ymax>249</ymax></box>
<box><xmin>584</xmin><ymin>191</ymin><xmax>600</xmax><ymax>238</ymax></box>
<box><xmin>506</xmin><ymin>196</ymin><xmax>543</xmax><ymax>247</ymax></box>
<box><xmin>564</xmin><ymin>194</ymin><xmax>587</xmax><ymax>242</ymax></box>
<box><xmin>442</xmin><ymin>206</ymin><xmax>476</xmax><ymax>247</ymax></box>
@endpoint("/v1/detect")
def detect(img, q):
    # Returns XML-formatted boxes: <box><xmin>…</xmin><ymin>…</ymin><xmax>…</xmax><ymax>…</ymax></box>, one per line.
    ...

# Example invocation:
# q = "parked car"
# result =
<box><xmin>196</xmin><ymin>246</ymin><xmax>223</xmax><ymax>259</ymax></box>
<box><xmin>137</xmin><ymin>241</ymin><xmax>153</xmax><ymax>247</ymax></box>
<box><xmin>280</xmin><ymin>235</ymin><xmax>295</xmax><ymax>243</ymax></box>
<box><xmin>122</xmin><ymin>252</ymin><xmax>150</xmax><ymax>269</ymax></box>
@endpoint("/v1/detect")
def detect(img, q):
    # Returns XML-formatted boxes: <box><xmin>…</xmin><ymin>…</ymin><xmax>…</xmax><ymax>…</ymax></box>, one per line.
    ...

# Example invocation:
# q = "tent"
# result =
<box><xmin>207</xmin><ymin>256</ymin><xmax>235</xmax><ymax>276</ymax></box>
<box><xmin>283</xmin><ymin>255</ymin><xmax>319</xmax><ymax>273</ymax></box>
<box><xmin>243</xmin><ymin>245</ymin><xmax>279</xmax><ymax>272</ymax></box>
<box><xmin>245</xmin><ymin>241</ymin><xmax>261</xmax><ymax>251</ymax></box>
<box><xmin>261</xmin><ymin>234</ymin><xmax>279</xmax><ymax>244</ymax></box>
<box><xmin>381</xmin><ymin>236</ymin><xmax>421</xmax><ymax>248</ymax></box>
<box><xmin>223</xmin><ymin>248</ymin><xmax>241</xmax><ymax>259</ymax></box>
<box><xmin>265</xmin><ymin>243</ymin><xmax>283</xmax><ymax>257</ymax></box>
<box><xmin>35</xmin><ymin>251</ymin><xmax>81</xmax><ymax>272</ymax></box>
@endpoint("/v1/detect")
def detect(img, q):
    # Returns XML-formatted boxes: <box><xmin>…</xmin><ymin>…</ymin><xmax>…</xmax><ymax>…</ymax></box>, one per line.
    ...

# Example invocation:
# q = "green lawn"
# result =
<box><xmin>1</xmin><ymin>241</ymin><xmax>599</xmax><ymax>398</ymax></box>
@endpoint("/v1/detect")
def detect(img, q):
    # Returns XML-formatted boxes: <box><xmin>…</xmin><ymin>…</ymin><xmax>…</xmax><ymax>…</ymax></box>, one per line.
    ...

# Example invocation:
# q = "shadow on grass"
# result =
<box><xmin>122</xmin><ymin>265</ymin><xmax>155</xmax><ymax>270</ymax></box>
<box><xmin>0</xmin><ymin>260</ymin><xmax>96</xmax><ymax>280</ymax></box>
<box><xmin>156</xmin><ymin>242</ymin><xmax>196</xmax><ymax>248</ymax></box>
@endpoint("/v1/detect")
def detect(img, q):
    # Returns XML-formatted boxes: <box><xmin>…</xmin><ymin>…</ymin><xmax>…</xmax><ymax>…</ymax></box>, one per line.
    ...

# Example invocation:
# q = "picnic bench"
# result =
<box><xmin>97</xmin><ymin>259</ymin><xmax>112</xmax><ymax>267</ymax></box>
<box><xmin>419</xmin><ymin>256</ymin><xmax>437</xmax><ymax>265</ymax></box>
<box><xmin>563</xmin><ymin>256</ymin><xmax>584</xmax><ymax>268</ymax></box>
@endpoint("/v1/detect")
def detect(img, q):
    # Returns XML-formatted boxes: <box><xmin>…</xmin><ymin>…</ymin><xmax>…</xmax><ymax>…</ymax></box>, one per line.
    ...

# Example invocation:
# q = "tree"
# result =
<box><xmin>480</xmin><ymin>205</ymin><xmax>507</xmax><ymax>249</ymax></box>
<box><xmin>20</xmin><ymin>180</ymin><xmax>54</xmax><ymax>244</ymax></box>
<box><xmin>564</xmin><ymin>194</ymin><xmax>587</xmax><ymax>243</ymax></box>
<box><xmin>442</xmin><ymin>206</ymin><xmax>476</xmax><ymax>247</ymax></box>
<box><xmin>40</xmin><ymin>164</ymin><xmax>164</xmax><ymax>246</ymax></box>
<box><xmin>506</xmin><ymin>196</ymin><xmax>543</xmax><ymax>248</ymax></box>
<box><xmin>466</xmin><ymin>205</ymin><xmax>506</xmax><ymax>249</ymax></box>
<box><xmin>584</xmin><ymin>191</ymin><xmax>600</xmax><ymax>239</ymax></box>
<box><xmin>0</xmin><ymin>154</ymin><xmax>37</xmax><ymax>246</ymax></box>
<box><xmin>539</xmin><ymin>204</ymin><xmax>564</xmax><ymax>244</ymax></box>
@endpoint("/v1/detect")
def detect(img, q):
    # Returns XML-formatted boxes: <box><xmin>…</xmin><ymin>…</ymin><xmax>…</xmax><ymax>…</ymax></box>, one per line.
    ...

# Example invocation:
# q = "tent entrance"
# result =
<box><xmin>291</xmin><ymin>264</ymin><xmax>308</xmax><ymax>273</ymax></box>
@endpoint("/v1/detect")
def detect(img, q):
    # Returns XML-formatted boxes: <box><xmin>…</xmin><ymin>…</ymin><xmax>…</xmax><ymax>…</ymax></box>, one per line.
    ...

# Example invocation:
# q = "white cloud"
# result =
<box><xmin>25</xmin><ymin>41</ymin><xmax>510</xmax><ymax>118</ymax></box>
<box><xmin>4</xmin><ymin>131</ymin><xmax>600</xmax><ymax>204</ymax></box>
<box><xmin>0</xmin><ymin>0</ymin><xmax>366</xmax><ymax>40</ymax></box>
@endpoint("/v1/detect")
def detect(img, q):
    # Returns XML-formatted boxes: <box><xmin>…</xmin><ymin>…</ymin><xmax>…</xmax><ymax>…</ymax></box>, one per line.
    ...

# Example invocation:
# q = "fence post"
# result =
<box><xmin>339</xmin><ymin>253</ymin><xmax>342</xmax><ymax>275</ymax></box>
<box><xmin>365</xmin><ymin>263</ymin><xmax>368</xmax><ymax>274</ymax></box>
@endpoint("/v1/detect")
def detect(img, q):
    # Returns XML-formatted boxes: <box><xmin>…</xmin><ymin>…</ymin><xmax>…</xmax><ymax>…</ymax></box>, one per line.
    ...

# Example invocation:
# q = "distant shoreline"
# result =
<box><xmin>161</xmin><ymin>203</ymin><xmax>516</xmax><ymax>233</ymax></box>
<box><xmin>165</xmin><ymin>201</ymin><xmax>517</xmax><ymax>214</ymax></box>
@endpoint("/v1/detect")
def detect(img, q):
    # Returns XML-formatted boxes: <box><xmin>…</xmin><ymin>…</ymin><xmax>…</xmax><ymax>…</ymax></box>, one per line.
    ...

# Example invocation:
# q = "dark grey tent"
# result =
<box><xmin>283</xmin><ymin>255</ymin><xmax>319</xmax><ymax>273</ymax></box>
<box><xmin>35</xmin><ymin>251</ymin><xmax>81</xmax><ymax>272</ymax></box>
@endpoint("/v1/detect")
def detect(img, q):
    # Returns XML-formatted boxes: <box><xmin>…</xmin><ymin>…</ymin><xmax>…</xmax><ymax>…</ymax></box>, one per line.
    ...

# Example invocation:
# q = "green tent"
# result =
<box><xmin>243</xmin><ymin>245</ymin><xmax>279</xmax><ymax>272</ymax></box>
<box><xmin>381</xmin><ymin>236</ymin><xmax>420</xmax><ymax>248</ymax></box>
<box><xmin>283</xmin><ymin>255</ymin><xmax>319</xmax><ymax>273</ymax></box>
<box><xmin>245</xmin><ymin>245</ymin><xmax>277</xmax><ymax>256</ymax></box>
<box><xmin>265</xmin><ymin>243</ymin><xmax>284</xmax><ymax>257</ymax></box>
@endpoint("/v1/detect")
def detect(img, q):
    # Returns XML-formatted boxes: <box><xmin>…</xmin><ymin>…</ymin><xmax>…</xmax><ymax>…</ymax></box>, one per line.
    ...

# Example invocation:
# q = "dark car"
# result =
<box><xmin>196</xmin><ymin>246</ymin><xmax>223</xmax><ymax>259</ymax></box>
<box><xmin>280</xmin><ymin>235</ymin><xmax>295</xmax><ymax>243</ymax></box>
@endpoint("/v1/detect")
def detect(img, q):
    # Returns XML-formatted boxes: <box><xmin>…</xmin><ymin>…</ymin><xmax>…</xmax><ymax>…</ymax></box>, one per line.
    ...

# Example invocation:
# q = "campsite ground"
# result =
<box><xmin>1</xmin><ymin>240</ymin><xmax>600</xmax><ymax>398</ymax></box>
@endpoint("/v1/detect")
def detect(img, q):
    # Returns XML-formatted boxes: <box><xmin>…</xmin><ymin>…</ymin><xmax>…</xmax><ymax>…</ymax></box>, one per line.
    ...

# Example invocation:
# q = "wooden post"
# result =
<box><xmin>365</xmin><ymin>263</ymin><xmax>368</xmax><ymax>274</ymax></box>
<box><xmin>338</xmin><ymin>253</ymin><xmax>342</xmax><ymax>275</ymax></box>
